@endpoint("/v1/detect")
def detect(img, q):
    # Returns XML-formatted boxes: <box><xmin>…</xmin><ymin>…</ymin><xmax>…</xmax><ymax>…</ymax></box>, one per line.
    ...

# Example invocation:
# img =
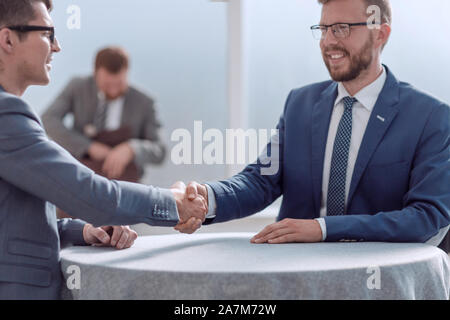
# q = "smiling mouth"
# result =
<box><xmin>46</xmin><ymin>57</ymin><xmax>53</xmax><ymax>68</ymax></box>
<box><xmin>326</xmin><ymin>51</ymin><xmax>348</xmax><ymax>65</ymax></box>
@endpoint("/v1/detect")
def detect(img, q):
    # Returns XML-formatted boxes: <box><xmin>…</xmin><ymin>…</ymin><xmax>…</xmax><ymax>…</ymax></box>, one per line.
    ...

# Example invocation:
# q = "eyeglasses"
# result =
<box><xmin>310</xmin><ymin>22</ymin><xmax>374</xmax><ymax>40</ymax></box>
<box><xmin>4</xmin><ymin>25</ymin><xmax>56</xmax><ymax>44</ymax></box>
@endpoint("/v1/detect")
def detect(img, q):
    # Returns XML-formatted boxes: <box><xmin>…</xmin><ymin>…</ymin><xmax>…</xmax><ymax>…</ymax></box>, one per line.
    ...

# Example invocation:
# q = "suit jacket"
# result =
<box><xmin>0</xmin><ymin>86</ymin><xmax>179</xmax><ymax>299</ymax></box>
<box><xmin>206</xmin><ymin>66</ymin><xmax>450</xmax><ymax>245</ymax></box>
<box><xmin>41</xmin><ymin>76</ymin><xmax>166</xmax><ymax>176</ymax></box>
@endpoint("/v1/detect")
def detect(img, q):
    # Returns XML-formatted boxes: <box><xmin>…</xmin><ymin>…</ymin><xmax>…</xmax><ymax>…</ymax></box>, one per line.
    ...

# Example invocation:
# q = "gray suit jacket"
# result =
<box><xmin>42</xmin><ymin>76</ymin><xmax>166</xmax><ymax>174</ymax></box>
<box><xmin>0</xmin><ymin>86</ymin><xmax>179</xmax><ymax>299</ymax></box>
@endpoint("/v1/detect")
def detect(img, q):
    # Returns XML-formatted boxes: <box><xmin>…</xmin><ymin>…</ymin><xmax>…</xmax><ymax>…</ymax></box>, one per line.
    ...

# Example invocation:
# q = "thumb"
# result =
<box><xmin>186</xmin><ymin>182</ymin><xmax>198</xmax><ymax>200</ymax></box>
<box><xmin>171</xmin><ymin>181</ymin><xmax>186</xmax><ymax>191</ymax></box>
<box><xmin>91</xmin><ymin>227</ymin><xmax>111</xmax><ymax>245</ymax></box>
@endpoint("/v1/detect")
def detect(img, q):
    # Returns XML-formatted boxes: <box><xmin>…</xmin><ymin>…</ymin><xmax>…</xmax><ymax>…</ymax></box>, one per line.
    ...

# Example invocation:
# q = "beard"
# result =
<box><xmin>323</xmin><ymin>35</ymin><xmax>374</xmax><ymax>82</ymax></box>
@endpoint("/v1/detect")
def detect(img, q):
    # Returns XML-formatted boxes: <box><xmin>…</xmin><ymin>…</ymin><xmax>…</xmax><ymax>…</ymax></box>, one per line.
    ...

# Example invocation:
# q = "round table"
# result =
<box><xmin>60</xmin><ymin>233</ymin><xmax>450</xmax><ymax>300</ymax></box>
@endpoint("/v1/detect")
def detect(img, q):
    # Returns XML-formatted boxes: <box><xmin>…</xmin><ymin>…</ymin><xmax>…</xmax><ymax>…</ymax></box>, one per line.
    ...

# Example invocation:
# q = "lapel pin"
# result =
<box><xmin>377</xmin><ymin>115</ymin><xmax>385</xmax><ymax>122</ymax></box>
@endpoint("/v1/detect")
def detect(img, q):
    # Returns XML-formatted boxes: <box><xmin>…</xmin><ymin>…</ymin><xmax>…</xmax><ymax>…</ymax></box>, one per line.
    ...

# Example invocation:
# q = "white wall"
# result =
<box><xmin>246</xmin><ymin>0</ymin><xmax>450</xmax><ymax>131</ymax></box>
<box><xmin>23</xmin><ymin>0</ymin><xmax>450</xmax><ymax>202</ymax></box>
<box><xmin>25</xmin><ymin>0</ymin><xmax>229</xmax><ymax>187</ymax></box>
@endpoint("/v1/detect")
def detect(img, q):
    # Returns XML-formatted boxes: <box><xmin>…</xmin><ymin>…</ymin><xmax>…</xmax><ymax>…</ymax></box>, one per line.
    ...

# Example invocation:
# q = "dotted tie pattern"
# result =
<box><xmin>326</xmin><ymin>96</ymin><xmax>357</xmax><ymax>216</ymax></box>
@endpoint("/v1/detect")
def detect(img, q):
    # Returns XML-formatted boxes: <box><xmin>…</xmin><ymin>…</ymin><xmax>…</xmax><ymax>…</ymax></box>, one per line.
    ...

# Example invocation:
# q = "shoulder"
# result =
<box><xmin>397</xmin><ymin>81</ymin><xmax>449</xmax><ymax>121</ymax></box>
<box><xmin>398</xmin><ymin>81</ymin><xmax>447</xmax><ymax>107</ymax></box>
<box><xmin>66</xmin><ymin>75</ymin><xmax>94</xmax><ymax>91</ymax></box>
<box><xmin>287</xmin><ymin>80</ymin><xmax>335</xmax><ymax>104</ymax></box>
<box><xmin>0</xmin><ymin>91</ymin><xmax>34</xmax><ymax>116</ymax></box>
<box><xmin>126</xmin><ymin>85</ymin><xmax>155</xmax><ymax>109</ymax></box>
<box><xmin>0</xmin><ymin>92</ymin><xmax>43</xmax><ymax>134</ymax></box>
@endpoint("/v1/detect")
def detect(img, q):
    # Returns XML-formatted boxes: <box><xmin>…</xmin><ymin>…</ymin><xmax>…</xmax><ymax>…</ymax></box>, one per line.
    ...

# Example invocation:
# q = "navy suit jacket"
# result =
<box><xmin>206</xmin><ymin>66</ymin><xmax>450</xmax><ymax>244</ymax></box>
<box><xmin>0</xmin><ymin>86</ymin><xmax>179</xmax><ymax>299</ymax></box>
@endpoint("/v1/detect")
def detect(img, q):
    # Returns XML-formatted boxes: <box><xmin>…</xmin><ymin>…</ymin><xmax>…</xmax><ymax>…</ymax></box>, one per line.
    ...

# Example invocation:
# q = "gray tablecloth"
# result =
<box><xmin>60</xmin><ymin>233</ymin><xmax>450</xmax><ymax>300</ymax></box>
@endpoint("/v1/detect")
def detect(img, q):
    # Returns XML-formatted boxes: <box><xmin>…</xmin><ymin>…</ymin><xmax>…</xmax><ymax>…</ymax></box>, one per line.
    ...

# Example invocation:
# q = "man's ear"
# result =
<box><xmin>0</xmin><ymin>29</ymin><xmax>15</xmax><ymax>54</ymax></box>
<box><xmin>376</xmin><ymin>23</ymin><xmax>391</xmax><ymax>50</ymax></box>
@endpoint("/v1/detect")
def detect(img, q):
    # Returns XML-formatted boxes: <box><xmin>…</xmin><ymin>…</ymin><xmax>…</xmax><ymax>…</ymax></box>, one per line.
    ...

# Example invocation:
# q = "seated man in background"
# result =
<box><xmin>42</xmin><ymin>46</ymin><xmax>166</xmax><ymax>183</ymax></box>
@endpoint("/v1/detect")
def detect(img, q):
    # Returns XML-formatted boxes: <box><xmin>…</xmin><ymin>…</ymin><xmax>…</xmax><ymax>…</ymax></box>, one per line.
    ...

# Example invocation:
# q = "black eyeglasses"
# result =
<box><xmin>5</xmin><ymin>25</ymin><xmax>56</xmax><ymax>44</ymax></box>
<box><xmin>310</xmin><ymin>22</ymin><xmax>376</xmax><ymax>40</ymax></box>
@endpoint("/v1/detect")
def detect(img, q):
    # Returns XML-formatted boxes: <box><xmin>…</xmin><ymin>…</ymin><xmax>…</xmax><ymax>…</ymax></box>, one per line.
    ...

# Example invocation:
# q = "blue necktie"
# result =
<box><xmin>327</xmin><ymin>96</ymin><xmax>357</xmax><ymax>216</ymax></box>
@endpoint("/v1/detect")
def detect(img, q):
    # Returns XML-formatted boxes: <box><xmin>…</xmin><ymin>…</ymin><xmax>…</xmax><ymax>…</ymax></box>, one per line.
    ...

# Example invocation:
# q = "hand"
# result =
<box><xmin>174</xmin><ymin>216</ymin><xmax>203</xmax><ymax>234</ymax></box>
<box><xmin>171</xmin><ymin>181</ymin><xmax>207</xmax><ymax>224</ymax></box>
<box><xmin>88</xmin><ymin>142</ymin><xmax>111</xmax><ymax>162</ymax></box>
<box><xmin>186</xmin><ymin>181</ymin><xmax>208</xmax><ymax>205</ymax></box>
<box><xmin>83</xmin><ymin>224</ymin><xmax>138</xmax><ymax>249</ymax></box>
<box><xmin>102</xmin><ymin>142</ymin><xmax>135</xmax><ymax>179</ymax></box>
<box><xmin>173</xmin><ymin>181</ymin><xmax>209</xmax><ymax>234</ymax></box>
<box><xmin>250</xmin><ymin>218</ymin><xmax>323</xmax><ymax>244</ymax></box>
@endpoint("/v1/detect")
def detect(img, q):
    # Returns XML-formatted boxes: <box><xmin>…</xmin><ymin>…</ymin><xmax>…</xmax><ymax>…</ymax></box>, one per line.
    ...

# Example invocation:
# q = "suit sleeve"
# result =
<box><xmin>203</xmin><ymin>92</ymin><xmax>291</xmax><ymax>224</ymax></box>
<box><xmin>0</xmin><ymin>96</ymin><xmax>180</xmax><ymax>228</ymax></box>
<box><xmin>41</xmin><ymin>78</ymin><xmax>92</xmax><ymax>159</ymax></box>
<box><xmin>57</xmin><ymin>218</ymin><xmax>88</xmax><ymax>248</ymax></box>
<box><xmin>129</xmin><ymin>98</ymin><xmax>166</xmax><ymax>166</ymax></box>
<box><xmin>324</xmin><ymin>103</ymin><xmax>450</xmax><ymax>243</ymax></box>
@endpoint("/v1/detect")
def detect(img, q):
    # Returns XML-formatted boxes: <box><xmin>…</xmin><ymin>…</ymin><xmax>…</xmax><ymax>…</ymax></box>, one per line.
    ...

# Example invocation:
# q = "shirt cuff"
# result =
<box><xmin>205</xmin><ymin>184</ymin><xmax>217</xmax><ymax>218</ymax></box>
<box><xmin>315</xmin><ymin>217</ymin><xmax>327</xmax><ymax>241</ymax></box>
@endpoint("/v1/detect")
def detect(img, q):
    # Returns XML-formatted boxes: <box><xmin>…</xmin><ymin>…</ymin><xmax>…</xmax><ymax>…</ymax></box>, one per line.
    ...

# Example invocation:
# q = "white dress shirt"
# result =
<box><xmin>316</xmin><ymin>67</ymin><xmax>387</xmax><ymax>240</ymax></box>
<box><xmin>206</xmin><ymin>67</ymin><xmax>387</xmax><ymax>242</ymax></box>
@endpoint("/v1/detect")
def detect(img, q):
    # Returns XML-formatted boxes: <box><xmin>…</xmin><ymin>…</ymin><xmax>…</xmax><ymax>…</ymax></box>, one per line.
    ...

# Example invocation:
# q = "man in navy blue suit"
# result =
<box><xmin>176</xmin><ymin>0</ymin><xmax>450</xmax><ymax>247</ymax></box>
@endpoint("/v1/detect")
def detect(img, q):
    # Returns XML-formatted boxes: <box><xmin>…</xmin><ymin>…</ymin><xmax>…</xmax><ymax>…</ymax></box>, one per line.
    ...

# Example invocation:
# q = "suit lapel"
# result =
<box><xmin>311</xmin><ymin>82</ymin><xmax>338</xmax><ymax>216</ymax></box>
<box><xmin>347</xmin><ymin>67</ymin><xmax>400</xmax><ymax>206</ymax></box>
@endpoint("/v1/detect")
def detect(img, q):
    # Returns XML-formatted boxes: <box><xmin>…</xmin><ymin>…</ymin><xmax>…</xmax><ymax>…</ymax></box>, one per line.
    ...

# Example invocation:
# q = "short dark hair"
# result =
<box><xmin>318</xmin><ymin>0</ymin><xmax>392</xmax><ymax>25</ymax></box>
<box><xmin>95</xmin><ymin>47</ymin><xmax>130</xmax><ymax>74</ymax></box>
<box><xmin>0</xmin><ymin>0</ymin><xmax>52</xmax><ymax>26</ymax></box>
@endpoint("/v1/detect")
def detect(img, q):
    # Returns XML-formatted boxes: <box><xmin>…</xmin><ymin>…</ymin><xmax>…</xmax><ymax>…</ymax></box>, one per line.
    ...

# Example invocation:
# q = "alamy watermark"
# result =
<box><xmin>66</xmin><ymin>264</ymin><xmax>81</xmax><ymax>290</ymax></box>
<box><xmin>366</xmin><ymin>266</ymin><xmax>381</xmax><ymax>290</ymax></box>
<box><xmin>66</xmin><ymin>5</ymin><xmax>81</xmax><ymax>30</ymax></box>
<box><xmin>367</xmin><ymin>5</ymin><xmax>382</xmax><ymax>29</ymax></box>
<box><xmin>170</xmin><ymin>121</ymin><xmax>280</xmax><ymax>176</ymax></box>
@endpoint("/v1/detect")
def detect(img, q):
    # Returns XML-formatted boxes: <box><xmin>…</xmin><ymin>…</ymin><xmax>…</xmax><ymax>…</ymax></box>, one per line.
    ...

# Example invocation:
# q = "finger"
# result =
<box><xmin>174</xmin><ymin>221</ymin><xmax>196</xmax><ymax>232</ymax></box>
<box><xmin>102</xmin><ymin>160</ymin><xmax>113</xmax><ymax>178</ymax></box>
<box><xmin>101</xmin><ymin>225</ymin><xmax>114</xmax><ymax>237</ymax></box>
<box><xmin>114</xmin><ymin>164</ymin><xmax>126</xmax><ymax>179</ymax></box>
<box><xmin>197</xmin><ymin>195</ymin><xmax>208</xmax><ymax>213</ymax></box>
<box><xmin>111</xmin><ymin>160</ymin><xmax>123</xmax><ymax>179</ymax></box>
<box><xmin>116</xmin><ymin>230</ymin><xmax>129</xmax><ymax>249</ymax></box>
<box><xmin>110</xmin><ymin>226</ymin><xmax>124</xmax><ymax>247</ymax></box>
<box><xmin>174</xmin><ymin>218</ymin><xmax>193</xmax><ymax>231</ymax></box>
<box><xmin>251</xmin><ymin>223</ymin><xmax>278</xmax><ymax>242</ymax></box>
<box><xmin>192</xmin><ymin>198</ymin><xmax>207</xmax><ymax>220</ymax></box>
<box><xmin>171</xmin><ymin>181</ymin><xmax>186</xmax><ymax>191</ymax></box>
<box><xmin>175</xmin><ymin>217</ymin><xmax>201</xmax><ymax>234</ymax></box>
<box><xmin>253</xmin><ymin>227</ymin><xmax>291</xmax><ymax>244</ymax></box>
<box><xmin>267</xmin><ymin>233</ymin><xmax>297</xmax><ymax>244</ymax></box>
<box><xmin>124</xmin><ymin>229</ymin><xmax>138</xmax><ymax>248</ymax></box>
<box><xmin>90</xmin><ymin>227</ymin><xmax>111</xmax><ymax>245</ymax></box>
<box><xmin>186</xmin><ymin>182</ymin><xmax>199</xmax><ymax>200</ymax></box>
<box><xmin>110</xmin><ymin>162</ymin><xmax>122</xmax><ymax>179</ymax></box>
<box><xmin>184</xmin><ymin>218</ymin><xmax>202</xmax><ymax>234</ymax></box>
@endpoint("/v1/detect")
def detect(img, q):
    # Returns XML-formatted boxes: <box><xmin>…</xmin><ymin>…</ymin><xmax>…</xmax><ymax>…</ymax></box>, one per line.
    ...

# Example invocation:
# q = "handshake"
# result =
<box><xmin>170</xmin><ymin>181</ymin><xmax>209</xmax><ymax>234</ymax></box>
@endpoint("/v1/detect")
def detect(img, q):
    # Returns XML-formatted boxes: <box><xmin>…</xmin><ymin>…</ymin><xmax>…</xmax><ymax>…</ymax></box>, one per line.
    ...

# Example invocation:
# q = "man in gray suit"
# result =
<box><xmin>42</xmin><ymin>46</ymin><xmax>165</xmax><ymax>182</ymax></box>
<box><xmin>0</xmin><ymin>0</ymin><xmax>206</xmax><ymax>299</ymax></box>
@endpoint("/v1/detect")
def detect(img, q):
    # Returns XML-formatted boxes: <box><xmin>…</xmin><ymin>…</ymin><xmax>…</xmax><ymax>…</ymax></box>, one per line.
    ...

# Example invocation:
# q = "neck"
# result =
<box><xmin>342</xmin><ymin>61</ymin><xmax>383</xmax><ymax>97</ymax></box>
<box><xmin>0</xmin><ymin>72</ymin><xmax>27</xmax><ymax>96</ymax></box>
